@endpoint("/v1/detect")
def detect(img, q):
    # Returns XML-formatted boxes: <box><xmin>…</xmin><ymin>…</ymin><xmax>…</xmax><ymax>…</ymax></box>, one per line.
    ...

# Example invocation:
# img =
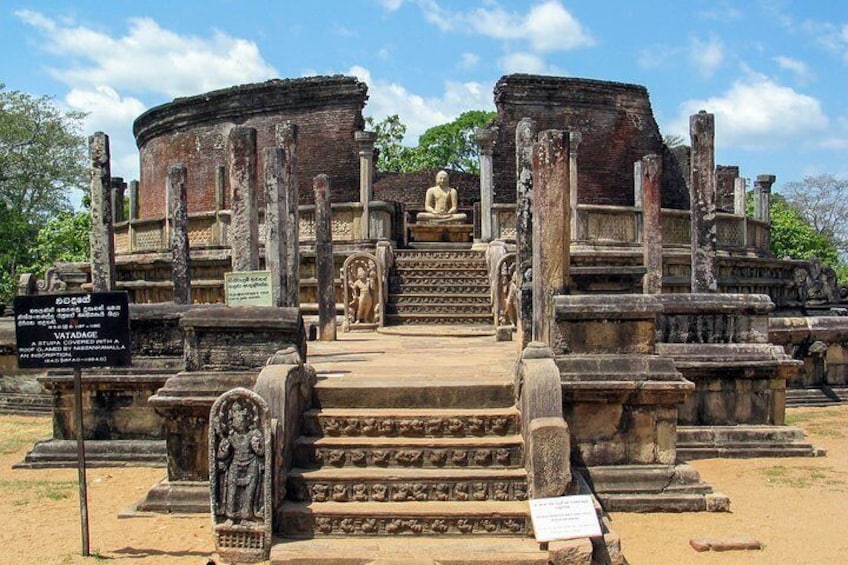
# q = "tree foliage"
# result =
<box><xmin>367</xmin><ymin>110</ymin><xmax>497</xmax><ymax>175</ymax></box>
<box><xmin>0</xmin><ymin>84</ymin><xmax>88</xmax><ymax>306</ymax></box>
<box><xmin>782</xmin><ymin>174</ymin><xmax>848</xmax><ymax>253</ymax></box>
<box><xmin>769</xmin><ymin>193</ymin><xmax>841</xmax><ymax>267</ymax></box>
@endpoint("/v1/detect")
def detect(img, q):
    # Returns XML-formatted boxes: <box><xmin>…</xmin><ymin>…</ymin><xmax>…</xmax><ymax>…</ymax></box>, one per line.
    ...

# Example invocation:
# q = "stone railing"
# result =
<box><xmin>489</xmin><ymin>203</ymin><xmax>770</xmax><ymax>254</ymax></box>
<box><xmin>113</xmin><ymin>201</ymin><xmax>395</xmax><ymax>255</ymax></box>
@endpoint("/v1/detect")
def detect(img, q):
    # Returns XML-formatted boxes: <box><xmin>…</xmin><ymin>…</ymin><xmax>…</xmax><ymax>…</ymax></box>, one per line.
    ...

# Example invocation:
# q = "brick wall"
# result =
<box><xmin>134</xmin><ymin>76</ymin><xmax>368</xmax><ymax>219</ymax></box>
<box><xmin>373</xmin><ymin>169</ymin><xmax>479</xmax><ymax>208</ymax></box>
<box><xmin>492</xmin><ymin>74</ymin><xmax>689</xmax><ymax>210</ymax></box>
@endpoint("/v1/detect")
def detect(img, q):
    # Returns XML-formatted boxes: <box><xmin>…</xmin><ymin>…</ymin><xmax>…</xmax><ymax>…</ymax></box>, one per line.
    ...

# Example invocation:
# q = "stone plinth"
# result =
<box><xmin>550</xmin><ymin>294</ymin><xmax>727</xmax><ymax>512</ymax></box>
<box><xmin>181</xmin><ymin>306</ymin><xmax>306</xmax><ymax>371</ymax></box>
<box><xmin>656</xmin><ymin>293</ymin><xmax>817</xmax><ymax>459</ymax></box>
<box><xmin>409</xmin><ymin>223</ymin><xmax>473</xmax><ymax>243</ymax></box>
<box><xmin>770</xmin><ymin>316</ymin><xmax>848</xmax><ymax>389</ymax></box>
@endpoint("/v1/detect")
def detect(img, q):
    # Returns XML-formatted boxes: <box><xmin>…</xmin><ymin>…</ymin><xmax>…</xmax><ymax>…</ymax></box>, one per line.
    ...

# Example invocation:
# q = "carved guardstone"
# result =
<box><xmin>342</xmin><ymin>252</ymin><xmax>383</xmax><ymax>331</ymax></box>
<box><xmin>210</xmin><ymin>388</ymin><xmax>272</xmax><ymax>563</ymax></box>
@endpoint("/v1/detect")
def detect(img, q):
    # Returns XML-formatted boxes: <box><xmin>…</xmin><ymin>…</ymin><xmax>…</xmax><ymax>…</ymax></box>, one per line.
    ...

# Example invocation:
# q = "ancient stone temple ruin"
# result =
<box><xmin>7</xmin><ymin>73</ymin><xmax>848</xmax><ymax>564</ymax></box>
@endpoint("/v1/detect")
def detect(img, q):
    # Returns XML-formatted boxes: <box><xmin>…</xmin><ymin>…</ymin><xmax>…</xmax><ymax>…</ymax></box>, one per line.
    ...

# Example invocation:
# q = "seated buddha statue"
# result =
<box><xmin>415</xmin><ymin>170</ymin><xmax>467</xmax><ymax>224</ymax></box>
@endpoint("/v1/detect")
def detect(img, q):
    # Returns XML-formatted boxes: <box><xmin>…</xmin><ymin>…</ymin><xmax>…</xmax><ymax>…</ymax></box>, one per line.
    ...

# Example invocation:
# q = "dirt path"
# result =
<box><xmin>0</xmin><ymin>405</ymin><xmax>845</xmax><ymax>564</ymax></box>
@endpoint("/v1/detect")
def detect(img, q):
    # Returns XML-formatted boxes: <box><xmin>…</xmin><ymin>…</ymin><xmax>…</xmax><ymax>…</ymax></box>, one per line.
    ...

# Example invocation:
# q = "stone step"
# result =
<box><xmin>302</xmin><ymin>407</ymin><xmax>520</xmax><ymax>438</ymax></box>
<box><xmin>270</xmin><ymin>537</ymin><xmax>552</xmax><ymax>565</ymax></box>
<box><xmin>393</xmin><ymin>250</ymin><xmax>486</xmax><ymax>261</ymax></box>
<box><xmin>280</xmin><ymin>500</ymin><xmax>531</xmax><ymax>537</ymax></box>
<box><xmin>295</xmin><ymin>435</ymin><xmax>524</xmax><ymax>469</ymax></box>
<box><xmin>387</xmin><ymin>304</ymin><xmax>492</xmax><ymax>316</ymax></box>
<box><xmin>315</xmin><ymin>375</ymin><xmax>513</xmax><ymax>410</ymax></box>
<box><xmin>390</xmin><ymin>277</ymin><xmax>489</xmax><ymax>289</ymax></box>
<box><xmin>676</xmin><ymin>425</ymin><xmax>823</xmax><ymax>459</ymax></box>
<box><xmin>394</xmin><ymin>258</ymin><xmax>488</xmax><ymax>268</ymax></box>
<box><xmin>786</xmin><ymin>386</ymin><xmax>848</xmax><ymax>407</ymax></box>
<box><xmin>0</xmin><ymin>392</ymin><xmax>52</xmax><ymax>415</ymax></box>
<box><xmin>389</xmin><ymin>293</ymin><xmax>491</xmax><ymax>305</ymax></box>
<box><xmin>287</xmin><ymin>467</ymin><xmax>528</xmax><ymax>503</ymax></box>
<box><xmin>385</xmin><ymin>313</ymin><xmax>494</xmax><ymax>326</ymax></box>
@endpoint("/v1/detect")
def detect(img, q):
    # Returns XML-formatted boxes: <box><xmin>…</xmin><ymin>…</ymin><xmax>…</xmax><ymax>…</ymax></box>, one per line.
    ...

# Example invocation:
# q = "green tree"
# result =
<box><xmin>366</xmin><ymin>110</ymin><xmax>497</xmax><ymax>174</ymax></box>
<box><xmin>769</xmin><ymin>193</ymin><xmax>843</xmax><ymax>269</ymax></box>
<box><xmin>0</xmin><ymin>84</ymin><xmax>88</xmax><ymax>305</ymax></box>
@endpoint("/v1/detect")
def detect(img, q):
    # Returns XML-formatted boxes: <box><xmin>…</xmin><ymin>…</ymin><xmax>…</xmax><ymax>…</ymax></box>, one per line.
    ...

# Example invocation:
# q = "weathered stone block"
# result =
<box><xmin>527</xmin><ymin>417</ymin><xmax>571</xmax><ymax>498</ymax></box>
<box><xmin>549</xmin><ymin>538</ymin><xmax>593</xmax><ymax>565</ymax></box>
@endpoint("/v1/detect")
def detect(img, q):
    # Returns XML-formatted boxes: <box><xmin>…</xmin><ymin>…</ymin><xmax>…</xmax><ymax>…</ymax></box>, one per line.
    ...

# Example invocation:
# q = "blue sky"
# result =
<box><xmin>3</xmin><ymin>0</ymin><xmax>847</xmax><ymax>200</ymax></box>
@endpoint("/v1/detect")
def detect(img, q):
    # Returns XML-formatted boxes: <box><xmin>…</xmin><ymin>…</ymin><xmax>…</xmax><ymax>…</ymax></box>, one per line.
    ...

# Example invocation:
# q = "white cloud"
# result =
<box><xmin>636</xmin><ymin>45</ymin><xmax>680</xmax><ymax>70</ymax></box>
<box><xmin>458</xmin><ymin>52</ymin><xmax>480</xmax><ymax>70</ymax></box>
<box><xmin>378</xmin><ymin>0</ymin><xmax>405</xmax><ymax>12</ymax></box>
<box><xmin>667</xmin><ymin>74</ymin><xmax>829</xmax><ymax>150</ymax></box>
<box><xmin>413</xmin><ymin>0</ymin><xmax>593</xmax><ymax>51</ymax></box>
<box><xmin>16</xmin><ymin>11</ymin><xmax>279</xmax><ymax>181</ymax></box>
<box><xmin>499</xmin><ymin>52</ymin><xmax>561</xmax><ymax>75</ymax></box>
<box><xmin>689</xmin><ymin>35</ymin><xmax>725</xmax><ymax>78</ymax></box>
<box><xmin>348</xmin><ymin>65</ymin><xmax>493</xmax><ymax>143</ymax></box>
<box><xmin>774</xmin><ymin>55</ymin><xmax>812</xmax><ymax>81</ymax></box>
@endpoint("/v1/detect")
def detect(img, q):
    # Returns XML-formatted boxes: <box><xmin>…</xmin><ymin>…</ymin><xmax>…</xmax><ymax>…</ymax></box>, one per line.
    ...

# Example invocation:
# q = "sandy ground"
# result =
<box><xmin>0</xmin><ymin>405</ymin><xmax>845</xmax><ymax>565</ymax></box>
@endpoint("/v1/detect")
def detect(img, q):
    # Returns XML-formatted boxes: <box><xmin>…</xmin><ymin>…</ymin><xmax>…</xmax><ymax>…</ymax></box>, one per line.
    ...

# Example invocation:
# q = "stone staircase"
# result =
<box><xmin>278</xmin><ymin>378</ymin><xmax>531</xmax><ymax>540</ymax></box>
<box><xmin>786</xmin><ymin>386</ymin><xmax>848</xmax><ymax>407</ymax></box>
<box><xmin>386</xmin><ymin>249</ymin><xmax>492</xmax><ymax>326</ymax></box>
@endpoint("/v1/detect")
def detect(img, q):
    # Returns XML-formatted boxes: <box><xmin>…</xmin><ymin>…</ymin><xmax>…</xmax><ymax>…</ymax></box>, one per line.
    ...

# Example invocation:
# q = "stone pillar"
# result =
<box><xmin>128</xmin><ymin>180</ymin><xmax>140</xmax><ymax>220</ymax></box>
<box><xmin>531</xmin><ymin>130</ymin><xmax>570</xmax><ymax>345</ymax></box>
<box><xmin>689</xmin><ymin>111</ymin><xmax>717</xmax><ymax>293</ymax></box>
<box><xmin>313</xmin><ymin>174</ymin><xmax>336</xmax><ymax>341</ymax></box>
<box><xmin>569</xmin><ymin>131</ymin><xmax>582</xmax><ymax>241</ymax></box>
<box><xmin>228</xmin><ymin>126</ymin><xmax>260</xmax><ymax>272</ymax></box>
<box><xmin>716</xmin><ymin>165</ymin><xmax>739</xmax><ymax>213</ymax></box>
<box><xmin>515</xmin><ymin>118</ymin><xmax>537</xmax><ymax>349</ymax></box>
<box><xmin>355</xmin><ymin>130</ymin><xmax>376</xmax><ymax>241</ymax></box>
<box><xmin>475</xmin><ymin>128</ymin><xmax>496</xmax><ymax>242</ymax></box>
<box><xmin>733</xmin><ymin>177</ymin><xmax>747</xmax><ymax>216</ymax></box>
<box><xmin>88</xmin><ymin>132</ymin><xmax>114</xmax><ymax>292</ymax></box>
<box><xmin>641</xmin><ymin>154</ymin><xmax>663</xmax><ymax>294</ymax></box>
<box><xmin>168</xmin><ymin>165</ymin><xmax>191</xmax><ymax>304</ymax></box>
<box><xmin>128</xmin><ymin>180</ymin><xmax>139</xmax><ymax>253</ymax></box>
<box><xmin>755</xmin><ymin>174</ymin><xmax>776</xmax><ymax>224</ymax></box>
<box><xmin>110</xmin><ymin>177</ymin><xmax>125</xmax><ymax>223</ymax></box>
<box><xmin>279</xmin><ymin>124</ymin><xmax>300</xmax><ymax>308</ymax></box>
<box><xmin>633</xmin><ymin>161</ymin><xmax>644</xmax><ymax>209</ymax></box>
<box><xmin>265</xmin><ymin>147</ymin><xmax>290</xmax><ymax>308</ymax></box>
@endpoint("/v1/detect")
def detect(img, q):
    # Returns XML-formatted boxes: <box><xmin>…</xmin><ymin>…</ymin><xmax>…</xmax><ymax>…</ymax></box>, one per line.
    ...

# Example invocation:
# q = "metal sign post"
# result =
<box><xmin>13</xmin><ymin>292</ymin><xmax>131</xmax><ymax>558</ymax></box>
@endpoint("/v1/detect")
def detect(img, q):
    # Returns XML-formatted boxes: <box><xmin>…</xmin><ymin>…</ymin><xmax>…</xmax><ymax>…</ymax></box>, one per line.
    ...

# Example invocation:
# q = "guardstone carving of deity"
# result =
<box><xmin>209</xmin><ymin>387</ymin><xmax>271</xmax><ymax>563</ymax></box>
<box><xmin>342</xmin><ymin>252</ymin><xmax>383</xmax><ymax>331</ymax></box>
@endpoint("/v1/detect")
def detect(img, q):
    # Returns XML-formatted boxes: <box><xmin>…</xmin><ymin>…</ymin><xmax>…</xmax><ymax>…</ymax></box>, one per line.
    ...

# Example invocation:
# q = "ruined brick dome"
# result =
<box><xmin>493</xmin><ymin>75</ymin><xmax>688</xmax><ymax>209</ymax></box>
<box><xmin>132</xmin><ymin>76</ymin><xmax>368</xmax><ymax>220</ymax></box>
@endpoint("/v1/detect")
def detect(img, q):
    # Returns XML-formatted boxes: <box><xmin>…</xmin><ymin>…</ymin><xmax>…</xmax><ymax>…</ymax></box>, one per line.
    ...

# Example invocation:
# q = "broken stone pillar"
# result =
<box><xmin>755</xmin><ymin>174</ymin><xmax>776</xmax><ymax>224</ymax></box>
<box><xmin>89</xmin><ymin>132</ymin><xmax>114</xmax><ymax>292</ymax></box>
<box><xmin>128</xmin><ymin>180</ymin><xmax>139</xmax><ymax>221</ymax></box>
<box><xmin>715</xmin><ymin>166</ymin><xmax>739</xmax><ymax>213</ymax></box>
<box><xmin>110</xmin><ymin>177</ymin><xmax>126</xmax><ymax>223</ymax></box>
<box><xmin>168</xmin><ymin>165</ymin><xmax>191</xmax><ymax>305</ymax></box>
<box><xmin>313</xmin><ymin>174</ymin><xmax>336</xmax><ymax>341</ymax></box>
<box><xmin>515</xmin><ymin>118</ymin><xmax>537</xmax><ymax>349</ymax></box>
<box><xmin>642</xmin><ymin>154</ymin><xmax>663</xmax><ymax>294</ymax></box>
<box><xmin>228</xmin><ymin>126</ymin><xmax>260</xmax><ymax>272</ymax></box>
<box><xmin>278</xmin><ymin>123</ymin><xmax>300</xmax><ymax>307</ymax></box>
<box><xmin>264</xmin><ymin>147</ymin><xmax>289</xmax><ymax>308</ymax></box>
<box><xmin>531</xmin><ymin>130</ymin><xmax>570</xmax><ymax>345</ymax></box>
<box><xmin>355</xmin><ymin>130</ymin><xmax>376</xmax><ymax>240</ymax></box>
<box><xmin>689</xmin><ymin>111</ymin><xmax>717</xmax><ymax>293</ymax></box>
<box><xmin>733</xmin><ymin>177</ymin><xmax>747</xmax><ymax>216</ymax></box>
<box><xmin>475</xmin><ymin>127</ymin><xmax>496</xmax><ymax>242</ymax></box>
<box><xmin>569</xmin><ymin>131</ymin><xmax>582</xmax><ymax>241</ymax></box>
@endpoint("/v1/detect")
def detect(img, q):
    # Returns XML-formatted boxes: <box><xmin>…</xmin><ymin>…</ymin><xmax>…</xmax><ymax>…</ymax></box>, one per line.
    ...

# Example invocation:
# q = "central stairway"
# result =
<box><xmin>386</xmin><ymin>249</ymin><xmax>492</xmax><ymax>326</ymax></box>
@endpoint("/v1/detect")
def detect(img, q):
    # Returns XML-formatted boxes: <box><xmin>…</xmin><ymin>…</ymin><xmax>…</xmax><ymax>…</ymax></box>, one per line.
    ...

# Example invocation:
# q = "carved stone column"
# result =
<box><xmin>168</xmin><ymin>165</ymin><xmax>191</xmax><ymax>305</ymax></box>
<box><xmin>264</xmin><ymin>147</ymin><xmax>288</xmax><ymax>307</ymax></box>
<box><xmin>531</xmin><ymin>130</ymin><xmax>570</xmax><ymax>345</ymax></box>
<box><xmin>515</xmin><ymin>118</ymin><xmax>537</xmax><ymax>349</ymax></box>
<box><xmin>475</xmin><ymin>128</ymin><xmax>496</xmax><ymax>242</ymax></box>
<box><xmin>128</xmin><ymin>180</ymin><xmax>139</xmax><ymax>252</ymax></box>
<box><xmin>355</xmin><ymin>130</ymin><xmax>377</xmax><ymax>241</ymax></box>
<box><xmin>228</xmin><ymin>126</ymin><xmax>259</xmax><ymax>272</ymax></box>
<box><xmin>641</xmin><ymin>154</ymin><xmax>663</xmax><ymax>294</ymax></box>
<box><xmin>733</xmin><ymin>177</ymin><xmax>747</xmax><ymax>216</ymax></box>
<box><xmin>89</xmin><ymin>132</ymin><xmax>114</xmax><ymax>292</ymax></box>
<box><xmin>689</xmin><ymin>111</ymin><xmax>717</xmax><ymax>293</ymax></box>
<box><xmin>755</xmin><ymin>174</ymin><xmax>776</xmax><ymax>224</ymax></box>
<box><xmin>313</xmin><ymin>174</ymin><xmax>336</xmax><ymax>341</ymax></box>
<box><xmin>279</xmin><ymin>123</ymin><xmax>300</xmax><ymax>307</ymax></box>
<box><xmin>110</xmin><ymin>177</ymin><xmax>126</xmax><ymax>223</ymax></box>
<box><xmin>213</xmin><ymin>165</ymin><xmax>226</xmax><ymax>246</ymax></box>
<box><xmin>569</xmin><ymin>131</ymin><xmax>582</xmax><ymax>241</ymax></box>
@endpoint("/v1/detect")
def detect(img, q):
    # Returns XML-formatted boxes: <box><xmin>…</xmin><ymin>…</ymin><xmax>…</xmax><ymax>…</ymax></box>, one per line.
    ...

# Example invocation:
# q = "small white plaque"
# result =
<box><xmin>224</xmin><ymin>271</ymin><xmax>273</xmax><ymax>307</ymax></box>
<box><xmin>529</xmin><ymin>495</ymin><xmax>603</xmax><ymax>542</ymax></box>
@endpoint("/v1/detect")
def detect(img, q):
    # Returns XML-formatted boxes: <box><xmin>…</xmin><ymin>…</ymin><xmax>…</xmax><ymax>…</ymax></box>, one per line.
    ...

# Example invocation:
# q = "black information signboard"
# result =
<box><xmin>13</xmin><ymin>292</ymin><xmax>131</xmax><ymax>369</ymax></box>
